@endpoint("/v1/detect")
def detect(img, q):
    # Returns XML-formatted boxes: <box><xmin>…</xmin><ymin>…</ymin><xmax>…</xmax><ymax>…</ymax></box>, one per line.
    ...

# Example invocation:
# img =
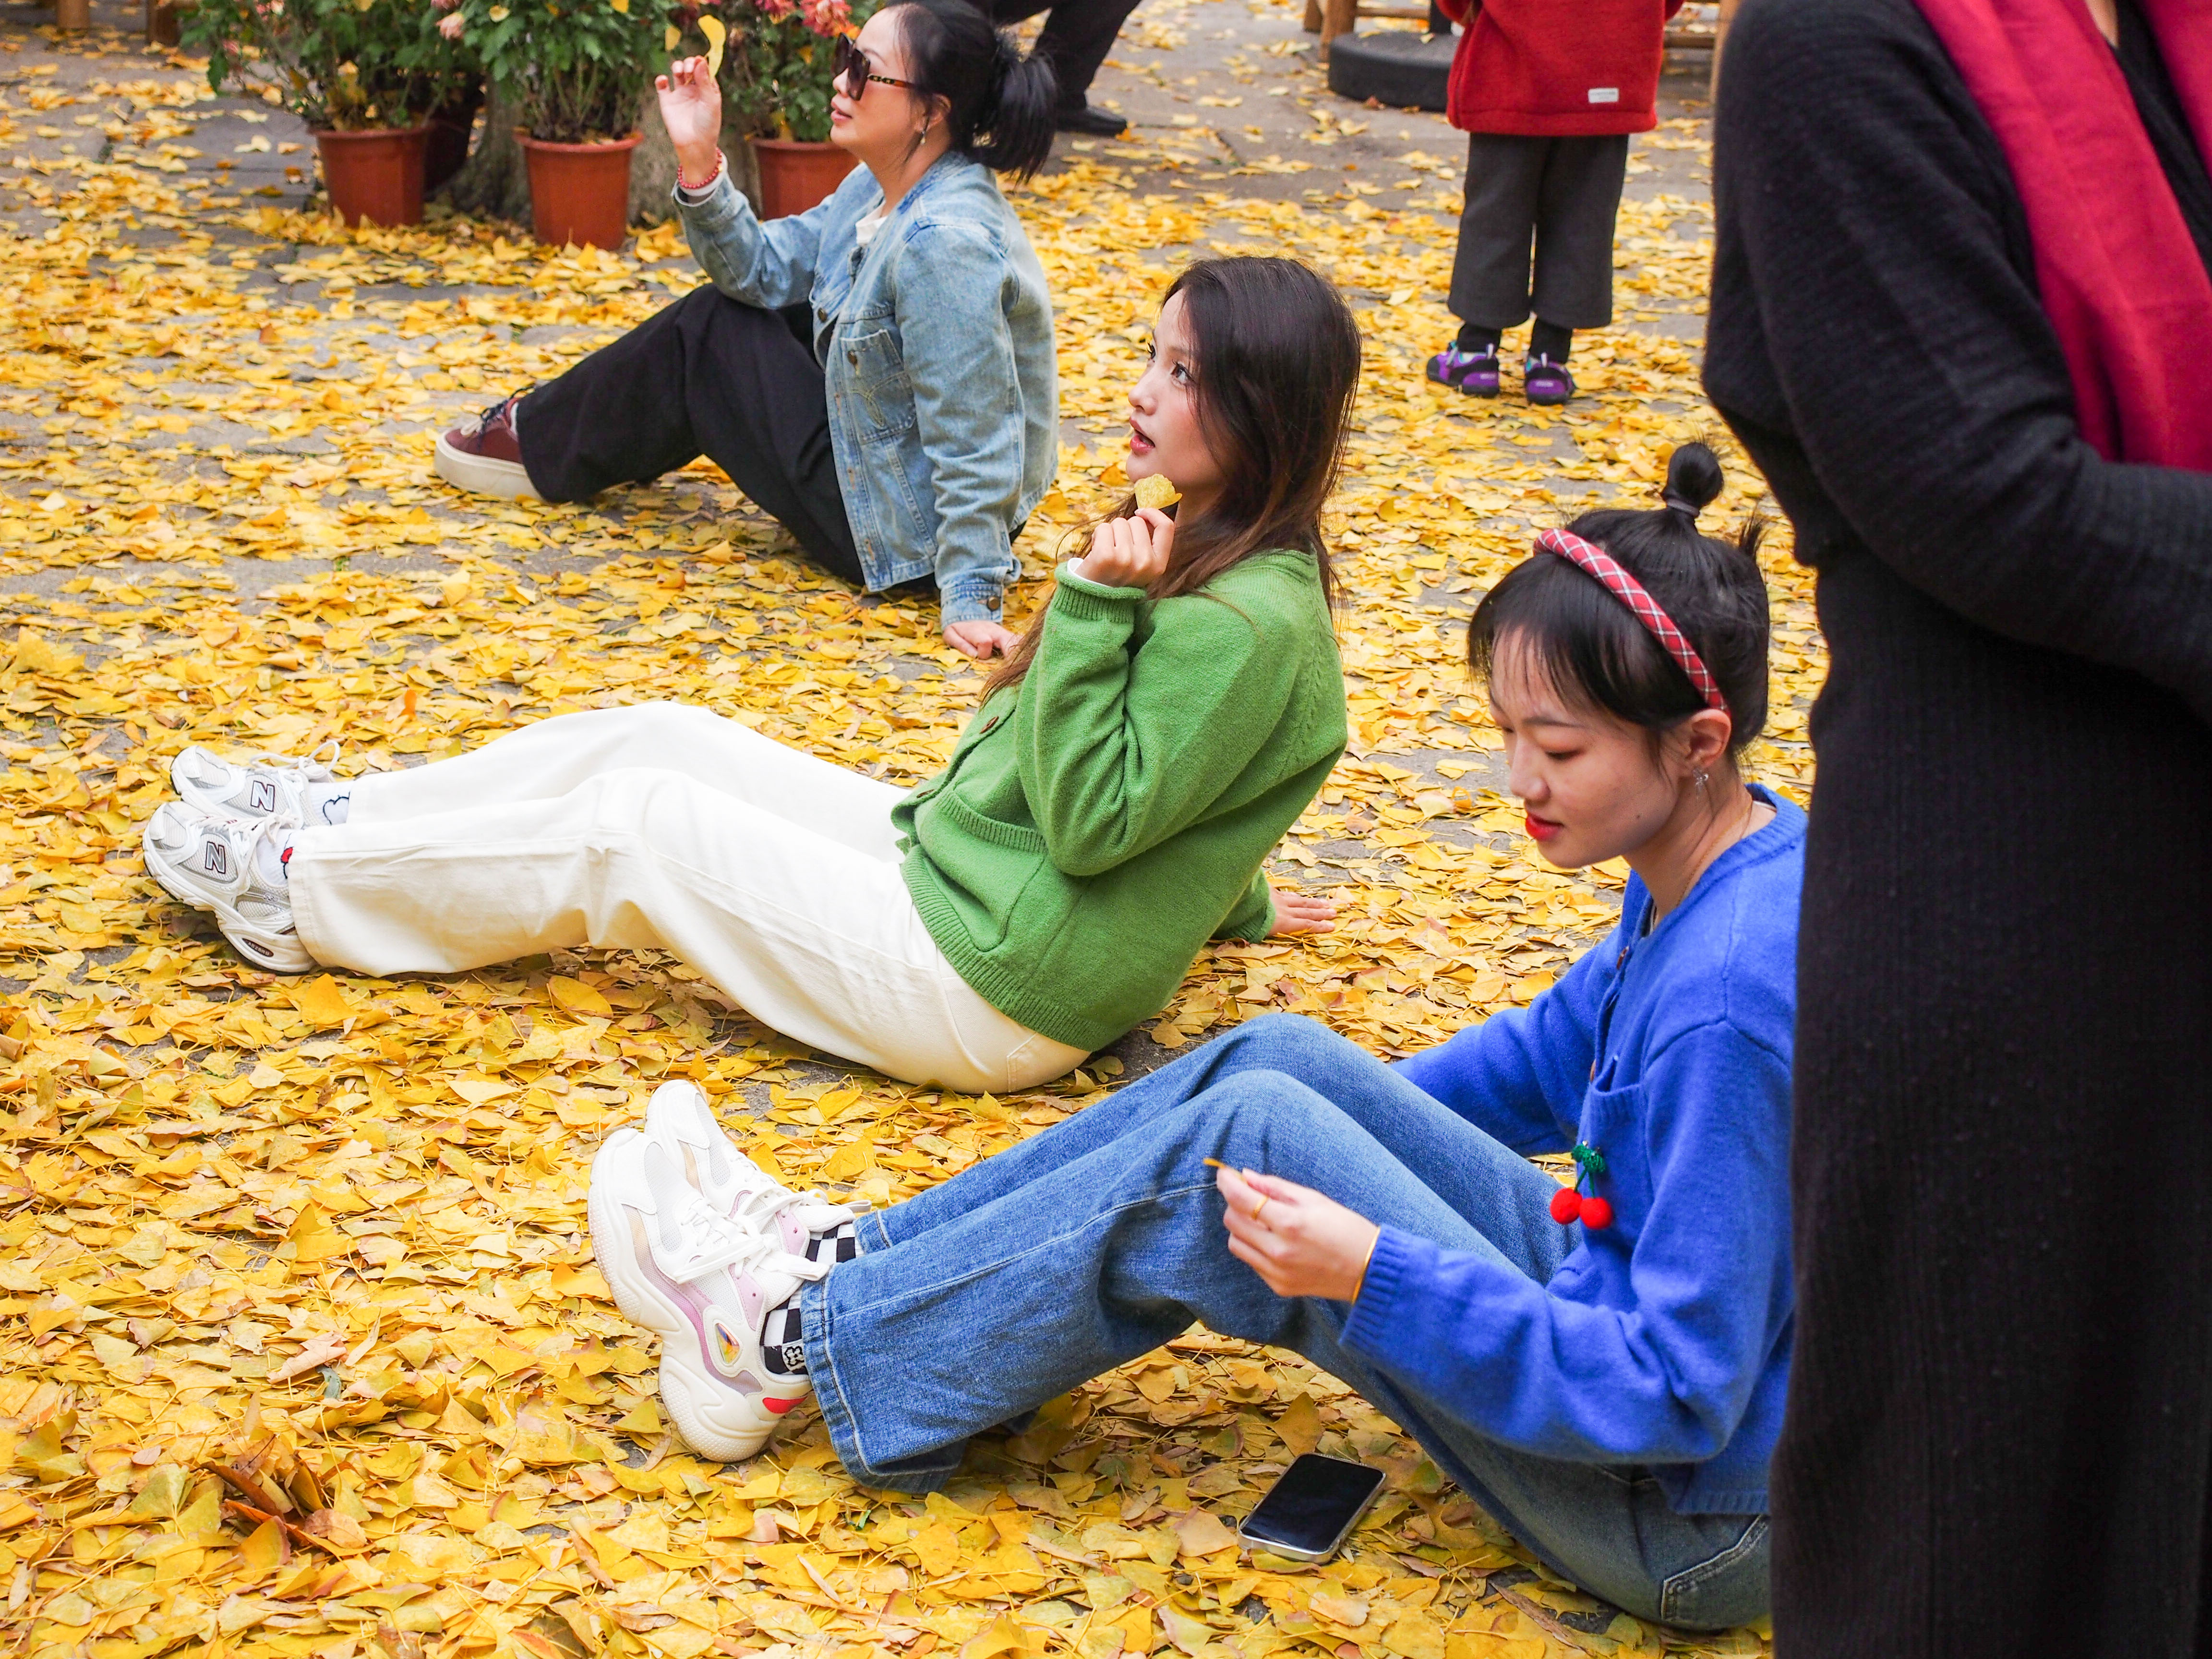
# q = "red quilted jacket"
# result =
<box><xmin>1432</xmin><ymin>0</ymin><xmax>1683</xmax><ymax>136</ymax></box>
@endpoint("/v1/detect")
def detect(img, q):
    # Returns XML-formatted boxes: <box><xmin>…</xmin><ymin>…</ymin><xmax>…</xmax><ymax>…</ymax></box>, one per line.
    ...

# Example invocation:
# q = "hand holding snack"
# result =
<box><xmin>1076</xmin><ymin>506</ymin><xmax>1176</xmax><ymax>589</ymax></box>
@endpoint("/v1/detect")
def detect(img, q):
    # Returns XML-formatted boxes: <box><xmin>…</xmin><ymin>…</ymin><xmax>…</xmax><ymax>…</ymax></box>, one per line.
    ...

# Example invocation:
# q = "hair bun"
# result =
<box><xmin>1661</xmin><ymin>442</ymin><xmax>1724</xmax><ymax>520</ymax></box>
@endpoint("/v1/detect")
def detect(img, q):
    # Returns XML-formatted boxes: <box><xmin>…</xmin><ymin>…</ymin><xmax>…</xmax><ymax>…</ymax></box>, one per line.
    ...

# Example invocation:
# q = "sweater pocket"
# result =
<box><xmin>1575</xmin><ymin>1079</ymin><xmax>1654</xmax><ymax>1239</ymax></box>
<box><xmin>920</xmin><ymin>791</ymin><xmax>1073</xmax><ymax>953</ymax></box>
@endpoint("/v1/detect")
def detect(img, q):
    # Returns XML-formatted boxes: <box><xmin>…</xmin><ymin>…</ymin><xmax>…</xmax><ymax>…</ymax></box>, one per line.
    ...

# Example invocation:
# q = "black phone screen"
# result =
<box><xmin>1239</xmin><ymin>1455</ymin><xmax>1386</xmax><ymax>1556</ymax></box>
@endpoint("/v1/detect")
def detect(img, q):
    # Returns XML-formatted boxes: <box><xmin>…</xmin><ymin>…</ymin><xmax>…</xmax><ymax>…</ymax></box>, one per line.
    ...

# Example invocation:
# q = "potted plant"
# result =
<box><xmin>717</xmin><ymin>0</ymin><xmax>878</xmax><ymax>216</ymax></box>
<box><xmin>447</xmin><ymin>0</ymin><xmax>677</xmax><ymax>248</ymax></box>
<box><xmin>184</xmin><ymin>0</ymin><xmax>460</xmax><ymax>227</ymax></box>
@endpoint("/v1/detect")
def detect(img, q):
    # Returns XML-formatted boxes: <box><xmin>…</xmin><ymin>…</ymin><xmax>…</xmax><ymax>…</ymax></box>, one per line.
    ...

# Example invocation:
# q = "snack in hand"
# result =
<box><xmin>699</xmin><ymin>14</ymin><xmax>727</xmax><ymax>77</ymax></box>
<box><xmin>1133</xmin><ymin>473</ymin><xmax>1181</xmax><ymax>511</ymax></box>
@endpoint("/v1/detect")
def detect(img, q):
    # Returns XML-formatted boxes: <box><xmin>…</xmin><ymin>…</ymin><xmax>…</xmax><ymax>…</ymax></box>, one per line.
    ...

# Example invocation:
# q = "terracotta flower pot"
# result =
<box><xmin>520</xmin><ymin>132</ymin><xmax>641</xmax><ymax>250</ymax></box>
<box><xmin>752</xmin><ymin>137</ymin><xmax>857</xmax><ymax>219</ymax></box>
<box><xmin>314</xmin><ymin>125</ymin><xmax>431</xmax><ymax>228</ymax></box>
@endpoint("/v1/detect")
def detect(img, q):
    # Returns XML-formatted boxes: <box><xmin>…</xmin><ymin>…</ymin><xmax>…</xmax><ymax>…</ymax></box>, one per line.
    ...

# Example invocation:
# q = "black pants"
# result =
<box><xmin>989</xmin><ymin>0</ymin><xmax>1142</xmax><ymax>108</ymax></box>
<box><xmin>517</xmin><ymin>284</ymin><xmax>863</xmax><ymax>585</ymax></box>
<box><xmin>1449</xmin><ymin>132</ymin><xmax>1629</xmax><ymax>333</ymax></box>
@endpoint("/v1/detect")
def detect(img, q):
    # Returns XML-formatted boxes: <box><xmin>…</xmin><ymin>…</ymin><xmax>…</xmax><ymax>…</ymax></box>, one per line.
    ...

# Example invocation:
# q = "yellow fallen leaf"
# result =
<box><xmin>913</xmin><ymin>1517</ymin><xmax>962</xmax><ymax>1576</ymax></box>
<box><xmin>1133</xmin><ymin>474</ymin><xmax>1180</xmax><ymax>510</ymax></box>
<box><xmin>1310</xmin><ymin>1591</ymin><xmax>1370</xmax><ymax>1628</ymax></box>
<box><xmin>1171</xmin><ymin>1508</ymin><xmax>1240</xmax><ymax>1558</ymax></box>
<box><xmin>1274</xmin><ymin>1391</ymin><xmax>1323</xmax><ymax>1455</ymax></box>
<box><xmin>699</xmin><ymin>13</ymin><xmax>727</xmax><ymax>76</ymax></box>
<box><xmin>549</xmin><ymin>975</ymin><xmax>614</xmax><ymax>1017</ymax></box>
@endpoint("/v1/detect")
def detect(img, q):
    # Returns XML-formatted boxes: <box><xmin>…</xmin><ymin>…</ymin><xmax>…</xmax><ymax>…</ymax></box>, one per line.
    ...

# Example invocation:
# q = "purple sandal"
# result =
<box><xmin>1523</xmin><ymin>353</ymin><xmax>1575</xmax><ymax>406</ymax></box>
<box><xmin>1426</xmin><ymin>344</ymin><xmax>1502</xmax><ymax>397</ymax></box>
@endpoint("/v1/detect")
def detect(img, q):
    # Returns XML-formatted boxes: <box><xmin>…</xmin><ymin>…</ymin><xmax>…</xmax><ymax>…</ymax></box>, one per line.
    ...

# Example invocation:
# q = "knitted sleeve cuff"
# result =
<box><xmin>1339</xmin><ymin>1224</ymin><xmax>1417</xmax><ymax>1344</ymax></box>
<box><xmin>1051</xmin><ymin>560</ymin><xmax>1146</xmax><ymax>614</ymax></box>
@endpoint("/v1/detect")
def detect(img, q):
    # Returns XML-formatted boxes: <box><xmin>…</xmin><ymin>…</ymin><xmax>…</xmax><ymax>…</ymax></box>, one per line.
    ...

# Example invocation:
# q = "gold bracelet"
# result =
<box><xmin>1352</xmin><ymin>1227</ymin><xmax>1382</xmax><ymax>1302</ymax></box>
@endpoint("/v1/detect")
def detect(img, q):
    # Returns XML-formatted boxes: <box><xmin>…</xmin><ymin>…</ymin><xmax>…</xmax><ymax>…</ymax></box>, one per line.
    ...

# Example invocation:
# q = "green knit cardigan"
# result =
<box><xmin>895</xmin><ymin>549</ymin><xmax>1347</xmax><ymax>1053</ymax></box>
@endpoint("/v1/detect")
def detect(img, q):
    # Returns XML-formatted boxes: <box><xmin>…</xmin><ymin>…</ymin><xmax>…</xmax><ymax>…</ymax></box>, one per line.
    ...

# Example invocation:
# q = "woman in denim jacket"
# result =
<box><xmin>435</xmin><ymin>0</ymin><xmax>1059</xmax><ymax>659</ymax></box>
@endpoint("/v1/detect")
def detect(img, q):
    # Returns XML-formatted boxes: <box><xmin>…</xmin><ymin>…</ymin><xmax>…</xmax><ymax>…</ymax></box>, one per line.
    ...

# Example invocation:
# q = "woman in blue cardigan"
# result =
<box><xmin>588</xmin><ymin>445</ymin><xmax>1798</xmax><ymax>1630</ymax></box>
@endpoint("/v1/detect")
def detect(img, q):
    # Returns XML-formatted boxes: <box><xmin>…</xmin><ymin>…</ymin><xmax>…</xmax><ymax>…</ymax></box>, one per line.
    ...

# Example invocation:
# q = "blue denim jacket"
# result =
<box><xmin>675</xmin><ymin>154</ymin><xmax>1058</xmax><ymax>625</ymax></box>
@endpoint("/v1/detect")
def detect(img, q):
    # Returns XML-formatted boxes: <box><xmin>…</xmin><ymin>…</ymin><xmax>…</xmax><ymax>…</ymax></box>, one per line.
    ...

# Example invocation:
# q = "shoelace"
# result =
<box><xmin>473</xmin><ymin>395</ymin><xmax>515</xmax><ymax>435</ymax></box>
<box><xmin>248</xmin><ymin>738</ymin><xmax>339</xmax><ymax>797</ymax></box>
<box><xmin>661</xmin><ymin>1187</ymin><xmax>828</xmax><ymax>1287</ymax></box>
<box><xmin>228</xmin><ymin>809</ymin><xmax>303</xmax><ymax>863</ymax></box>
<box><xmin>735</xmin><ymin>1181</ymin><xmax>857</xmax><ymax>1238</ymax></box>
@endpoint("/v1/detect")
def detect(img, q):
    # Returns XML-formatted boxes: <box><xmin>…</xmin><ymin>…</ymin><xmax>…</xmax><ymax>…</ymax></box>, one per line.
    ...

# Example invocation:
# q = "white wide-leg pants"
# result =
<box><xmin>286</xmin><ymin>703</ymin><xmax>1089</xmax><ymax>1094</ymax></box>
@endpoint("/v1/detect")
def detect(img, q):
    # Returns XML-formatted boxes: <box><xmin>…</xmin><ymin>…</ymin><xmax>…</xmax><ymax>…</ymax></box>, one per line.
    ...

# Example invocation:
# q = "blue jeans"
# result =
<box><xmin>801</xmin><ymin>1013</ymin><xmax>1770</xmax><ymax>1630</ymax></box>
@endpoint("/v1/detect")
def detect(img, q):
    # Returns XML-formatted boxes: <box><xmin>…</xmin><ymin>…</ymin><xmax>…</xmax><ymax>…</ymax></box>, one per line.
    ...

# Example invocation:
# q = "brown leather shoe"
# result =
<box><xmin>434</xmin><ymin>394</ymin><xmax>540</xmax><ymax>500</ymax></box>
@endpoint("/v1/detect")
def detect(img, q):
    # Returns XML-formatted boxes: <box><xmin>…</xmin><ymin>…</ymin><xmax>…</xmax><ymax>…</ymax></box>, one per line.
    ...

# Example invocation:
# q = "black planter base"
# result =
<box><xmin>1325</xmin><ymin>29</ymin><xmax>1455</xmax><ymax>113</ymax></box>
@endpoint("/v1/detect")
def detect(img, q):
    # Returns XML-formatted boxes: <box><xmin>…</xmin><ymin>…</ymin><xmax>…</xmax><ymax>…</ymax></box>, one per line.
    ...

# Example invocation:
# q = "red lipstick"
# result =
<box><xmin>1525</xmin><ymin>813</ymin><xmax>1561</xmax><ymax>842</ymax></box>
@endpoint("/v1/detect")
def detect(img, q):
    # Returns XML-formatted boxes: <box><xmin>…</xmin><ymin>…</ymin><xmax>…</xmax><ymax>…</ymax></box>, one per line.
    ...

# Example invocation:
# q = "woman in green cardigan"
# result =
<box><xmin>141</xmin><ymin>257</ymin><xmax>1358</xmax><ymax>1094</ymax></box>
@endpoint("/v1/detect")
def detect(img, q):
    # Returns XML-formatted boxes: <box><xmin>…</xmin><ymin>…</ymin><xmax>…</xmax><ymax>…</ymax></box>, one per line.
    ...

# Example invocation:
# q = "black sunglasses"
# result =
<box><xmin>835</xmin><ymin>36</ymin><xmax>916</xmax><ymax>97</ymax></box>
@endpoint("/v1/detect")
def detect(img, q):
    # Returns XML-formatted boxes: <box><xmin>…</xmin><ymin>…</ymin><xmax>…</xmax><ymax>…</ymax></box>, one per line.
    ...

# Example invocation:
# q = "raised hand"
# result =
<box><xmin>1073</xmin><ymin>506</ymin><xmax>1175</xmax><ymax>590</ymax></box>
<box><xmin>654</xmin><ymin>55</ymin><xmax>724</xmax><ymax>181</ymax></box>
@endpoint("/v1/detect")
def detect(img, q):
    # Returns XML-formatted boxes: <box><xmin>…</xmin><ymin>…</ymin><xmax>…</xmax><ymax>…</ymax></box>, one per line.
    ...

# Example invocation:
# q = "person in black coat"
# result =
<box><xmin>1705</xmin><ymin>0</ymin><xmax>2212</xmax><ymax>1655</ymax></box>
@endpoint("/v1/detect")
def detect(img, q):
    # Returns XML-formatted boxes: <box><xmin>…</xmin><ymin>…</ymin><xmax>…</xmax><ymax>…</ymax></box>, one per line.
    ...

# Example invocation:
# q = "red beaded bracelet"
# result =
<box><xmin>678</xmin><ymin>150</ymin><xmax>725</xmax><ymax>194</ymax></box>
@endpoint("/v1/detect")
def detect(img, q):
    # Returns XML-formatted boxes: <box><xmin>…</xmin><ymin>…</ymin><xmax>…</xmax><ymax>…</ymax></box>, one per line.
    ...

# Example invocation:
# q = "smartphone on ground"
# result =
<box><xmin>1237</xmin><ymin>1453</ymin><xmax>1386</xmax><ymax>1562</ymax></box>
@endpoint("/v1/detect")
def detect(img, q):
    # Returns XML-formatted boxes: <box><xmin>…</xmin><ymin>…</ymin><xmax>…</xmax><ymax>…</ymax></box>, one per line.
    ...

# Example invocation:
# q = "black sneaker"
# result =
<box><xmin>1056</xmin><ymin>102</ymin><xmax>1129</xmax><ymax>136</ymax></box>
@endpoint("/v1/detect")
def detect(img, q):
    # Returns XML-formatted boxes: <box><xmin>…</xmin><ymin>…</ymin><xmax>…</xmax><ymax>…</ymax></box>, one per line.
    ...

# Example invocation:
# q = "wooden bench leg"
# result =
<box><xmin>1303</xmin><ymin>0</ymin><xmax>1322</xmax><ymax>33</ymax></box>
<box><xmin>1319</xmin><ymin>0</ymin><xmax>1356</xmax><ymax>60</ymax></box>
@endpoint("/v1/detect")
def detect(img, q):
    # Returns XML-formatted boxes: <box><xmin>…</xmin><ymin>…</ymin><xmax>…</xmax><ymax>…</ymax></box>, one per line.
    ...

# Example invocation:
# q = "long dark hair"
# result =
<box><xmin>1466</xmin><ymin>443</ymin><xmax>1772</xmax><ymax>757</ymax></box>
<box><xmin>886</xmin><ymin>0</ymin><xmax>1057</xmax><ymax>180</ymax></box>
<box><xmin>985</xmin><ymin>255</ymin><xmax>1362</xmax><ymax>694</ymax></box>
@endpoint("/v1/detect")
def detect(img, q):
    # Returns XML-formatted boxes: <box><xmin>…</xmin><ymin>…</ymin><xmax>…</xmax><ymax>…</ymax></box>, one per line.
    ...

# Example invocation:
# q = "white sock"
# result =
<box><xmin>253</xmin><ymin>830</ymin><xmax>295</xmax><ymax>884</ymax></box>
<box><xmin>301</xmin><ymin>782</ymin><xmax>350</xmax><ymax>825</ymax></box>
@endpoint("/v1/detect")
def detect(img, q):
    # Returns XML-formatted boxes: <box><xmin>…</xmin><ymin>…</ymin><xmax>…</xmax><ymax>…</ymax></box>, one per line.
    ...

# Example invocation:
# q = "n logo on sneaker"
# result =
<box><xmin>249</xmin><ymin>780</ymin><xmax>277</xmax><ymax>813</ymax></box>
<box><xmin>203</xmin><ymin>842</ymin><xmax>228</xmax><ymax>877</ymax></box>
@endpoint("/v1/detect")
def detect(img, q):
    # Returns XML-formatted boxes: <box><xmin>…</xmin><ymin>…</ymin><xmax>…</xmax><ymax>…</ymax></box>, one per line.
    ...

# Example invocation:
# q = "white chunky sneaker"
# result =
<box><xmin>588</xmin><ymin>1129</ymin><xmax>829</xmax><ymax>1462</ymax></box>
<box><xmin>644</xmin><ymin>1079</ymin><xmax>864</xmax><ymax>1261</ymax></box>
<box><xmin>170</xmin><ymin>740</ymin><xmax>344</xmax><ymax>824</ymax></box>
<box><xmin>141</xmin><ymin>804</ymin><xmax>313</xmax><ymax>973</ymax></box>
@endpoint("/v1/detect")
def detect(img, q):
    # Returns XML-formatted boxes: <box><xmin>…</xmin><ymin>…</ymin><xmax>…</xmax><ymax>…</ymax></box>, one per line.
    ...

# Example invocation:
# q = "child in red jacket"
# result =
<box><xmin>1425</xmin><ymin>0</ymin><xmax>1681</xmax><ymax>406</ymax></box>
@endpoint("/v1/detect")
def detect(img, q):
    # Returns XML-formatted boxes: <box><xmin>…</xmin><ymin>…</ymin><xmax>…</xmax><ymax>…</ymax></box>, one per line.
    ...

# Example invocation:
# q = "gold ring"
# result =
<box><xmin>1251</xmin><ymin>1194</ymin><xmax>1271</xmax><ymax>1223</ymax></box>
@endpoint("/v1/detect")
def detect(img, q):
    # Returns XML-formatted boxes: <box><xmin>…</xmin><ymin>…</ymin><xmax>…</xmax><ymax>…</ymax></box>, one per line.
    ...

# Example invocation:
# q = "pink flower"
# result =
<box><xmin>757</xmin><ymin>0</ymin><xmax>794</xmax><ymax>19</ymax></box>
<box><xmin>437</xmin><ymin>12</ymin><xmax>465</xmax><ymax>37</ymax></box>
<box><xmin>801</xmin><ymin>0</ymin><xmax>848</xmax><ymax>32</ymax></box>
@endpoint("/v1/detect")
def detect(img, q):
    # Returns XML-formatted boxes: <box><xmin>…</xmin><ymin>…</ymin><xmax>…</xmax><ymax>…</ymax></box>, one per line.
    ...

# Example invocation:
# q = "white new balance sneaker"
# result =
<box><xmin>588</xmin><ymin>1129</ymin><xmax>828</xmax><ymax>1462</ymax></box>
<box><xmin>644</xmin><ymin>1080</ymin><xmax>864</xmax><ymax>1260</ymax></box>
<box><xmin>170</xmin><ymin>741</ymin><xmax>344</xmax><ymax>825</ymax></box>
<box><xmin>141</xmin><ymin>803</ymin><xmax>313</xmax><ymax>973</ymax></box>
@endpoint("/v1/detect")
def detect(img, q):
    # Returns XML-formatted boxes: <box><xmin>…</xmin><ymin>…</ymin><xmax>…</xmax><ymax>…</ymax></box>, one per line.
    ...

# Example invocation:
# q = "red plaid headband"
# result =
<box><xmin>1536</xmin><ymin>527</ymin><xmax>1729</xmax><ymax>715</ymax></box>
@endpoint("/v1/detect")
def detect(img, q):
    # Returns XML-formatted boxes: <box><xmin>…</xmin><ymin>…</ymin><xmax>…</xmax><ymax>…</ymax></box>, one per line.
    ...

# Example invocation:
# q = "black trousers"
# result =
<box><xmin>517</xmin><ymin>284</ymin><xmax>863</xmax><ymax>585</ymax></box>
<box><xmin>989</xmin><ymin>0</ymin><xmax>1142</xmax><ymax>108</ymax></box>
<box><xmin>1449</xmin><ymin>132</ymin><xmax>1629</xmax><ymax>333</ymax></box>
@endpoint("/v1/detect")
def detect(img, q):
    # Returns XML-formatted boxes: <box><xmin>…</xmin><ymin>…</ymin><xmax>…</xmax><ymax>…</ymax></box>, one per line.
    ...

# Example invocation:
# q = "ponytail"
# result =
<box><xmin>888</xmin><ymin>0</ymin><xmax>1058</xmax><ymax>181</ymax></box>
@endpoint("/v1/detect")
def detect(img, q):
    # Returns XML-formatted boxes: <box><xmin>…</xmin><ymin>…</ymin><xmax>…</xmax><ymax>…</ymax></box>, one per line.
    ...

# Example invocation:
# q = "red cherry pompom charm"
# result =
<box><xmin>1548</xmin><ymin>1187</ymin><xmax>1583</xmax><ymax>1224</ymax></box>
<box><xmin>1577</xmin><ymin>1195</ymin><xmax>1614</xmax><ymax>1231</ymax></box>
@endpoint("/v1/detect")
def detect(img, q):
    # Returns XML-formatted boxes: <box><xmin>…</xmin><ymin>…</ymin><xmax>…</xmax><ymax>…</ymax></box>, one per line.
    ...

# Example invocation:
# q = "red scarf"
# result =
<box><xmin>1914</xmin><ymin>0</ymin><xmax>2212</xmax><ymax>469</ymax></box>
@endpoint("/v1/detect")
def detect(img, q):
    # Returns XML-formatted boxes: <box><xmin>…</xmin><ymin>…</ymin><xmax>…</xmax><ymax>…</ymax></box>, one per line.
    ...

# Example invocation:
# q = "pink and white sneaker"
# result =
<box><xmin>643</xmin><ymin>1080</ymin><xmax>864</xmax><ymax>1262</ymax></box>
<box><xmin>588</xmin><ymin>1128</ymin><xmax>828</xmax><ymax>1461</ymax></box>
